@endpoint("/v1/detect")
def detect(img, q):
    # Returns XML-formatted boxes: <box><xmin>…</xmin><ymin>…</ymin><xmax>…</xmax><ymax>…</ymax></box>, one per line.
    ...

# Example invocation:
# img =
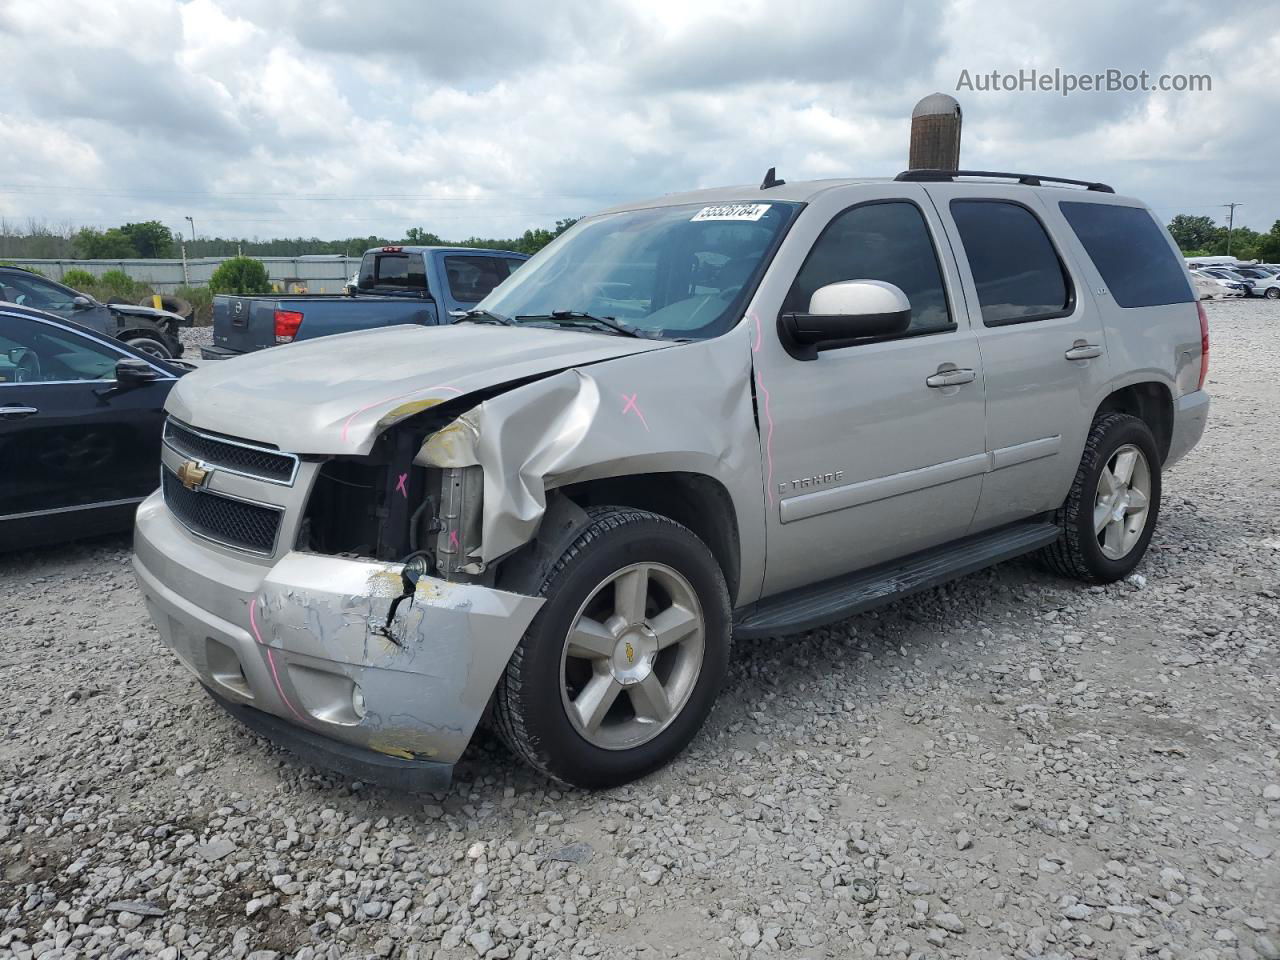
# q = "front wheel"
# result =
<box><xmin>123</xmin><ymin>333</ymin><xmax>174</xmax><ymax>359</ymax></box>
<box><xmin>493</xmin><ymin>507</ymin><xmax>731</xmax><ymax>788</ymax></box>
<box><xmin>1040</xmin><ymin>413</ymin><xmax>1162</xmax><ymax>583</ymax></box>
<box><xmin>1266</xmin><ymin>287</ymin><xmax>1280</xmax><ymax>300</ymax></box>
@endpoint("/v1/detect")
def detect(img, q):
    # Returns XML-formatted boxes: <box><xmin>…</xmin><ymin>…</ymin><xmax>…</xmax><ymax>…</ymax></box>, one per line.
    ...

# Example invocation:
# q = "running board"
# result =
<box><xmin>734</xmin><ymin>521</ymin><xmax>1060</xmax><ymax>639</ymax></box>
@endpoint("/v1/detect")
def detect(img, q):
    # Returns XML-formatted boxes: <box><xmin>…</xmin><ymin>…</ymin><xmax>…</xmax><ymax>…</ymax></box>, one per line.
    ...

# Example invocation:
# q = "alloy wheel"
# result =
<box><xmin>559</xmin><ymin>562</ymin><xmax>705</xmax><ymax>751</ymax></box>
<box><xmin>1093</xmin><ymin>443</ymin><xmax>1152</xmax><ymax>560</ymax></box>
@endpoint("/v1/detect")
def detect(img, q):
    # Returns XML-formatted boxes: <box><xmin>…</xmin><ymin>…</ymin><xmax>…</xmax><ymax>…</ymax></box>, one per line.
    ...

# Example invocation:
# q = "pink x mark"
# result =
<box><xmin>621</xmin><ymin>392</ymin><xmax>649</xmax><ymax>432</ymax></box>
<box><xmin>448</xmin><ymin>530</ymin><xmax>460</xmax><ymax>548</ymax></box>
<box><xmin>395</xmin><ymin>472</ymin><xmax>408</xmax><ymax>498</ymax></box>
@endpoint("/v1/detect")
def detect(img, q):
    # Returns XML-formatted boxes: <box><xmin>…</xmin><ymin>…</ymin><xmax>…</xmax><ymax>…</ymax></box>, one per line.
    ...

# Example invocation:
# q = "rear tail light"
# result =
<box><xmin>1196</xmin><ymin>301</ymin><xmax>1209</xmax><ymax>391</ymax></box>
<box><xmin>274</xmin><ymin>310</ymin><xmax>304</xmax><ymax>343</ymax></box>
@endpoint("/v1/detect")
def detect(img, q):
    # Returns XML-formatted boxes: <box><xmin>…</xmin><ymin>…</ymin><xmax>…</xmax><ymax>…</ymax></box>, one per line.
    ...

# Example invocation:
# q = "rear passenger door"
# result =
<box><xmin>927</xmin><ymin>187</ymin><xmax>1112</xmax><ymax>530</ymax></box>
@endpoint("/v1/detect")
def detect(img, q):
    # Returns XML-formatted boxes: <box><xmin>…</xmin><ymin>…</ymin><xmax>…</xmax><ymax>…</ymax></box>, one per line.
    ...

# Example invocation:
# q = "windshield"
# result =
<box><xmin>478</xmin><ymin>201</ymin><xmax>801</xmax><ymax>340</ymax></box>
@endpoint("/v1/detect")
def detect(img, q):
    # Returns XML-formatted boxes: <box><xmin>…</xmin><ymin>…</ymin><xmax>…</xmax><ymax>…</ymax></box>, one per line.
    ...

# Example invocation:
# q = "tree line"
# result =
<box><xmin>0</xmin><ymin>218</ymin><xmax>580</xmax><ymax>260</ymax></box>
<box><xmin>5</xmin><ymin>211</ymin><xmax>1277</xmax><ymax>264</ymax></box>
<box><xmin>1167</xmin><ymin>214</ymin><xmax>1280</xmax><ymax>262</ymax></box>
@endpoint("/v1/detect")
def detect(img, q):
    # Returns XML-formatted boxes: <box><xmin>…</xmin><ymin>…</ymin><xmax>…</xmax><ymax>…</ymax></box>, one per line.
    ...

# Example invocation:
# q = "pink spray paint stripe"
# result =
<box><xmin>751</xmin><ymin>313</ymin><xmax>776</xmax><ymax>506</ymax></box>
<box><xmin>249</xmin><ymin>597</ymin><xmax>310</xmax><ymax>726</ymax></box>
<box><xmin>621</xmin><ymin>392</ymin><xmax>649</xmax><ymax>432</ymax></box>
<box><xmin>339</xmin><ymin>385</ymin><xmax>464</xmax><ymax>445</ymax></box>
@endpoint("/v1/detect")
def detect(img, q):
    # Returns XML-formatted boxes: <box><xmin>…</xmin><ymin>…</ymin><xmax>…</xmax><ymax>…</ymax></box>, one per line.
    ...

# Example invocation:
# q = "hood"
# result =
<box><xmin>165</xmin><ymin>323</ymin><xmax>673</xmax><ymax>454</ymax></box>
<box><xmin>110</xmin><ymin>303</ymin><xmax>183</xmax><ymax>324</ymax></box>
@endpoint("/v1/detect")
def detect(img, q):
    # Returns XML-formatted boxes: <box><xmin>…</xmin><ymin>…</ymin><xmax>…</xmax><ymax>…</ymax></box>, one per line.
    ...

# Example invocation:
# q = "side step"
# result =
<box><xmin>733</xmin><ymin>521</ymin><xmax>1060</xmax><ymax>639</ymax></box>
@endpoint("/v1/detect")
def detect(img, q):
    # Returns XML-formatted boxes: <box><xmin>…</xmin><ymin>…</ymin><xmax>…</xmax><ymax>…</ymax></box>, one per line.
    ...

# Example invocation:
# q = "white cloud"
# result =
<box><xmin>0</xmin><ymin>0</ymin><xmax>1275</xmax><ymax>240</ymax></box>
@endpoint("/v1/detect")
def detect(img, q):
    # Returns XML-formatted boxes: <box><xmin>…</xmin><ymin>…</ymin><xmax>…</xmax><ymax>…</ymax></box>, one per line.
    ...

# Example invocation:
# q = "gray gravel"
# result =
<box><xmin>4</xmin><ymin>298</ymin><xmax>1279</xmax><ymax>959</ymax></box>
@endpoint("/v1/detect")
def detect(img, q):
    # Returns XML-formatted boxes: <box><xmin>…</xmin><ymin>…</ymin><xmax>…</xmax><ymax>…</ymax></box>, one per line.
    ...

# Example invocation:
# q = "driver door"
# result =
<box><xmin>747</xmin><ymin>184</ymin><xmax>989</xmax><ymax>596</ymax></box>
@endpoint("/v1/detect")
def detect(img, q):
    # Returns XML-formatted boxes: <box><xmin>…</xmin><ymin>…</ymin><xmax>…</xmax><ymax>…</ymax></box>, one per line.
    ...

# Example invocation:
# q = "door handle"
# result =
<box><xmin>0</xmin><ymin>404</ymin><xmax>39</xmax><ymax>419</ymax></box>
<box><xmin>1065</xmin><ymin>342</ymin><xmax>1103</xmax><ymax>361</ymax></box>
<box><xmin>925</xmin><ymin>368</ymin><xmax>976</xmax><ymax>388</ymax></box>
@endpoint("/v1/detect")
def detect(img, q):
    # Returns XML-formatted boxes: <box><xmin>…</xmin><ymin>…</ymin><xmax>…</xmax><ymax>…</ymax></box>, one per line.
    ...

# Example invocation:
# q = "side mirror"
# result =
<box><xmin>71</xmin><ymin>295</ymin><xmax>94</xmax><ymax>310</ymax></box>
<box><xmin>115</xmin><ymin>357</ymin><xmax>163</xmax><ymax>388</ymax></box>
<box><xmin>778</xmin><ymin>280</ymin><xmax>912</xmax><ymax>360</ymax></box>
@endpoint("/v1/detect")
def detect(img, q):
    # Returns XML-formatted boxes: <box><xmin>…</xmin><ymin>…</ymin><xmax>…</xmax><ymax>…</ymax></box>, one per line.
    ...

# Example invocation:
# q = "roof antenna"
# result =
<box><xmin>760</xmin><ymin>166</ymin><xmax>785</xmax><ymax>190</ymax></box>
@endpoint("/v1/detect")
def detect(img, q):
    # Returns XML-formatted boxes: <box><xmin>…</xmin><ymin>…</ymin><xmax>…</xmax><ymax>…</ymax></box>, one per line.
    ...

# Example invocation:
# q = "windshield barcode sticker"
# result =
<box><xmin>691</xmin><ymin>203</ymin><xmax>771</xmax><ymax>222</ymax></box>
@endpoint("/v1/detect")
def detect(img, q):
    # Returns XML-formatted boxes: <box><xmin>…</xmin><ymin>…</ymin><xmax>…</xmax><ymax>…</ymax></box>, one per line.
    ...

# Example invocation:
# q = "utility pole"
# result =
<box><xmin>184</xmin><ymin>216</ymin><xmax>196</xmax><ymax>243</ymax></box>
<box><xmin>1223</xmin><ymin>203</ymin><xmax>1242</xmax><ymax>256</ymax></box>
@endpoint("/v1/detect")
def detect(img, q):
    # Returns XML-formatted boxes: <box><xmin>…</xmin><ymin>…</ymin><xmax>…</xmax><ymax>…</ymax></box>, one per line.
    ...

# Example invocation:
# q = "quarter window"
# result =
<box><xmin>950</xmin><ymin>200</ymin><xmax>1071</xmax><ymax>325</ymax></box>
<box><xmin>1060</xmin><ymin>202</ymin><xmax>1195</xmax><ymax>308</ymax></box>
<box><xmin>0</xmin><ymin>315</ymin><xmax>123</xmax><ymax>384</ymax></box>
<box><xmin>783</xmin><ymin>201</ymin><xmax>953</xmax><ymax>338</ymax></box>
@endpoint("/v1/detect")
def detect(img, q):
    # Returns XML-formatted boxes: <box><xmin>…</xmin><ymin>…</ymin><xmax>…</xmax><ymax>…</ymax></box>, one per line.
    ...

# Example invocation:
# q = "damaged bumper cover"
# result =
<box><xmin>133</xmin><ymin>493</ymin><xmax>543</xmax><ymax>789</ymax></box>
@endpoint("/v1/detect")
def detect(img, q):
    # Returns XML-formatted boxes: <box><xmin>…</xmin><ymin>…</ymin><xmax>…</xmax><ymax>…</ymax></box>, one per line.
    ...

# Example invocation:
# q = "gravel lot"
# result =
<box><xmin>3</xmin><ymin>299</ymin><xmax>1278</xmax><ymax>960</ymax></box>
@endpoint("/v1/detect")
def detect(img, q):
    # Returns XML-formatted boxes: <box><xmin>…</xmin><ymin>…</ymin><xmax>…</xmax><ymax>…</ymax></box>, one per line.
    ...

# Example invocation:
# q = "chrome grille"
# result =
<box><xmin>162</xmin><ymin>469</ymin><xmax>282</xmax><ymax>555</ymax></box>
<box><xmin>163</xmin><ymin>419</ymin><xmax>297</xmax><ymax>485</ymax></box>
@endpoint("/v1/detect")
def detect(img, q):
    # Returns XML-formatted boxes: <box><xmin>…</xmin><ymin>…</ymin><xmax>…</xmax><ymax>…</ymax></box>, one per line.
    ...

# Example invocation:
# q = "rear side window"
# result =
<box><xmin>1059</xmin><ymin>202</ymin><xmax>1193</xmax><ymax>307</ymax></box>
<box><xmin>444</xmin><ymin>256</ymin><xmax>519</xmax><ymax>303</ymax></box>
<box><xmin>783</xmin><ymin>200</ymin><xmax>953</xmax><ymax>337</ymax></box>
<box><xmin>358</xmin><ymin>253</ymin><xmax>428</xmax><ymax>294</ymax></box>
<box><xmin>950</xmin><ymin>200</ymin><xmax>1071</xmax><ymax>325</ymax></box>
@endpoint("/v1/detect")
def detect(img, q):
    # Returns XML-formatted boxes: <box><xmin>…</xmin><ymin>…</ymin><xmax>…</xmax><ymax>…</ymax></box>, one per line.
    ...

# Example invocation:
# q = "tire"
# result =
<box><xmin>1266</xmin><ymin>287</ymin><xmax>1280</xmax><ymax>300</ymax></box>
<box><xmin>122</xmin><ymin>333</ymin><xmax>174</xmax><ymax>359</ymax></box>
<box><xmin>493</xmin><ymin>506</ymin><xmax>731</xmax><ymax>788</ymax></box>
<box><xmin>1040</xmin><ymin>412</ymin><xmax>1162</xmax><ymax>584</ymax></box>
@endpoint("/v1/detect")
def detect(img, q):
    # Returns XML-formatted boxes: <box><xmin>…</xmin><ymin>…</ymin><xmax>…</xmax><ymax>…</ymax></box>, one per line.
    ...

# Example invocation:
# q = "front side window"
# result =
<box><xmin>0</xmin><ymin>273</ymin><xmax>78</xmax><ymax>312</ymax></box>
<box><xmin>782</xmin><ymin>200</ymin><xmax>953</xmax><ymax>337</ymax></box>
<box><xmin>444</xmin><ymin>256</ymin><xmax>519</xmax><ymax>303</ymax></box>
<box><xmin>479</xmin><ymin>201</ymin><xmax>801</xmax><ymax>340</ymax></box>
<box><xmin>0</xmin><ymin>315</ymin><xmax>123</xmax><ymax>384</ymax></box>
<box><xmin>1059</xmin><ymin>202</ymin><xmax>1193</xmax><ymax>308</ymax></box>
<box><xmin>950</xmin><ymin>200</ymin><xmax>1071</xmax><ymax>325</ymax></box>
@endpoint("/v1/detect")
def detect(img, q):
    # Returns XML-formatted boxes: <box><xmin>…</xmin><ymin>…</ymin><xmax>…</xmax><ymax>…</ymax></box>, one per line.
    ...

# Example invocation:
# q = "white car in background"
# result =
<box><xmin>1191</xmin><ymin>269</ymin><xmax>1246</xmax><ymax>298</ymax></box>
<box><xmin>1230</xmin><ymin>265</ymin><xmax>1280</xmax><ymax>298</ymax></box>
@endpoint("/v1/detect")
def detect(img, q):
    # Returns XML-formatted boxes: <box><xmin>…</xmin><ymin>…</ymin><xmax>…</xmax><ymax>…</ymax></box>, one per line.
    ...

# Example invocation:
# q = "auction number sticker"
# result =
<box><xmin>691</xmin><ymin>203</ymin><xmax>771</xmax><ymax>222</ymax></box>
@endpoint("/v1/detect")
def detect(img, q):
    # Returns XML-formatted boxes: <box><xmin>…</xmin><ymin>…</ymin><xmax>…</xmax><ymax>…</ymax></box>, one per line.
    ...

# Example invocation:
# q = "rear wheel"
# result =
<box><xmin>1266</xmin><ymin>287</ymin><xmax>1280</xmax><ymax>300</ymax></box>
<box><xmin>493</xmin><ymin>507</ymin><xmax>731</xmax><ymax>788</ymax></box>
<box><xmin>1040</xmin><ymin>413</ymin><xmax>1161</xmax><ymax>583</ymax></box>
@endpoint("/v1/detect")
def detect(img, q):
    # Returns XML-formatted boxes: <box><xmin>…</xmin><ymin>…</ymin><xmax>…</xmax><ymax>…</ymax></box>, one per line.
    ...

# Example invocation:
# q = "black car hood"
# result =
<box><xmin>109</xmin><ymin>303</ymin><xmax>183</xmax><ymax>325</ymax></box>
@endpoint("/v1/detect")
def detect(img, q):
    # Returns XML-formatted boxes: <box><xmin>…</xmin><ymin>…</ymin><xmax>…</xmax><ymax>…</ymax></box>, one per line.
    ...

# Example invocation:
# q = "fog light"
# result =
<box><xmin>351</xmin><ymin>685</ymin><xmax>367</xmax><ymax>720</ymax></box>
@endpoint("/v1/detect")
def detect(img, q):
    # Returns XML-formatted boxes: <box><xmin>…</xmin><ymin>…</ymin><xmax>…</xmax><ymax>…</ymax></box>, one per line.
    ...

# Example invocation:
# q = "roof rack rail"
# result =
<box><xmin>894</xmin><ymin>169</ymin><xmax>1115</xmax><ymax>194</ymax></box>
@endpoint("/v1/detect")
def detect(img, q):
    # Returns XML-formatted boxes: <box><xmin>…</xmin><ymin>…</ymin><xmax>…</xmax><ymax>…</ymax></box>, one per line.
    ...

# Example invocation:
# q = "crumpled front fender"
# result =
<box><xmin>415</xmin><ymin>332</ymin><xmax>767</xmax><ymax>597</ymax></box>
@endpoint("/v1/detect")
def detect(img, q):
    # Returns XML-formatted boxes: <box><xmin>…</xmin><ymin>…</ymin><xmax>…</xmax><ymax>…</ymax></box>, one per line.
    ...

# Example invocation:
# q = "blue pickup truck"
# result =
<box><xmin>202</xmin><ymin>245</ymin><xmax>526</xmax><ymax>360</ymax></box>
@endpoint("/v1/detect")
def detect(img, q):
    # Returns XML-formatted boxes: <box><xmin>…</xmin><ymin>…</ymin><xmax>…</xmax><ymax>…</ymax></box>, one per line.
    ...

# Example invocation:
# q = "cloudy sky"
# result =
<box><xmin>1</xmin><ymin>0</ymin><xmax>1275</xmax><ymax>242</ymax></box>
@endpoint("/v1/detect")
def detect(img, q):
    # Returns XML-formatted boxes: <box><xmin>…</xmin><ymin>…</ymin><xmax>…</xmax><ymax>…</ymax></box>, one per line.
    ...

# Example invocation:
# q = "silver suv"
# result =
<box><xmin>134</xmin><ymin>169</ymin><xmax>1210</xmax><ymax>790</ymax></box>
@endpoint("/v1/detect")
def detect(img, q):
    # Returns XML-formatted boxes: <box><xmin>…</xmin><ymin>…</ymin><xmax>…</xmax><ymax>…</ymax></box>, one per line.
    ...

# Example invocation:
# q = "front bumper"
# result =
<box><xmin>133</xmin><ymin>493</ymin><xmax>543</xmax><ymax>787</ymax></box>
<box><xmin>1165</xmin><ymin>389</ymin><xmax>1210</xmax><ymax>469</ymax></box>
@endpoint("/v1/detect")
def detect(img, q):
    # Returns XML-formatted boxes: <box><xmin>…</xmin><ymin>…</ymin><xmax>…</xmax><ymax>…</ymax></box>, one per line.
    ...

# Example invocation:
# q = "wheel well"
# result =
<box><xmin>1096</xmin><ymin>382</ymin><xmax>1173</xmax><ymax>462</ymax></box>
<box><xmin>557</xmin><ymin>472</ymin><xmax>741</xmax><ymax>601</ymax></box>
<box><xmin>116</xmin><ymin>326</ymin><xmax>167</xmax><ymax>344</ymax></box>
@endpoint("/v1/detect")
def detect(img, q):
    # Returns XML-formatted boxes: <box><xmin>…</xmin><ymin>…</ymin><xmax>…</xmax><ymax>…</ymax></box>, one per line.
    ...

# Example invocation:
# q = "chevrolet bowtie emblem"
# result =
<box><xmin>176</xmin><ymin>459</ymin><xmax>210</xmax><ymax>491</ymax></box>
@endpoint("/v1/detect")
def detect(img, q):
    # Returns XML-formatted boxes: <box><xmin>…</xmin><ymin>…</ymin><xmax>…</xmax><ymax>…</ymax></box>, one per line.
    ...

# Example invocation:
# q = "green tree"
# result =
<box><xmin>209</xmin><ymin>256</ymin><xmax>271</xmax><ymax>295</ymax></box>
<box><xmin>404</xmin><ymin>227</ymin><xmax>444</xmax><ymax>245</ymax></box>
<box><xmin>119</xmin><ymin>221</ymin><xmax>175</xmax><ymax>258</ymax></box>
<box><xmin>1167</xmin><ymin>214</ymin><xmax>1220</xmax><ymax>252</ymax></box>
<box><xmin>60</xmin><ymin>268</ymin><xmax>98</xmax><ymax>290</ymax></box>
<box><xmin>74</xmin><ymin>227</ymin><xmax>138</xmax><ymax>259</ymax></box>
<box><xmin>1256</xmin><ymin>221</ymin><xmax>1280</xmax><ymax>263</ymax></box>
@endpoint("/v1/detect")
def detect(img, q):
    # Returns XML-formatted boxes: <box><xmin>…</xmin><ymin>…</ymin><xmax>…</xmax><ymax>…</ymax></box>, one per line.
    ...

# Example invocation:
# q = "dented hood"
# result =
<box><xmin>165</xmin><ymin>323</ymin><xmax>671</xmax><ymax>453</ymax></box>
